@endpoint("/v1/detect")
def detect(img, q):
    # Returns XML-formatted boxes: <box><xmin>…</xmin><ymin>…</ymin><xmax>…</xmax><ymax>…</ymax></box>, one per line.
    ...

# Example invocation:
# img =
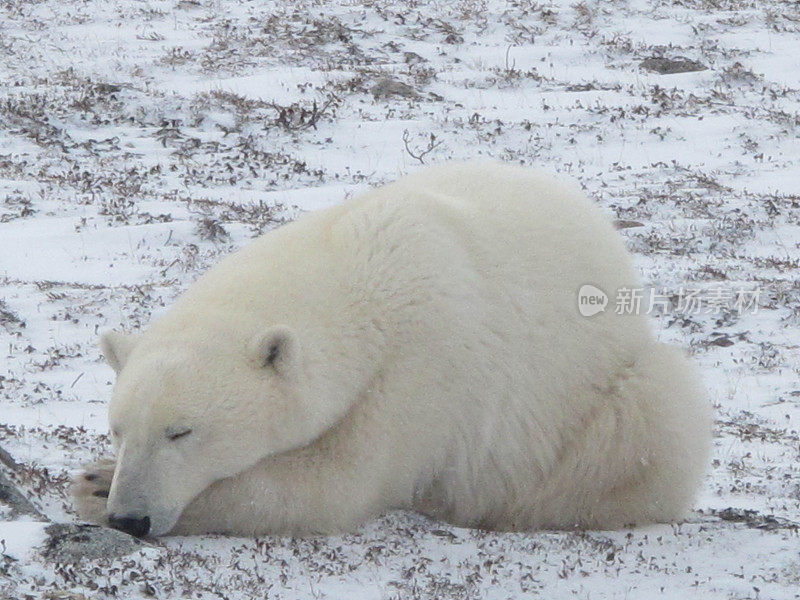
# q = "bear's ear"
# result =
<box><xmin>250</xmin><ymin>325</ymin><xmax>299</xmax><ymax>377</ymax></box>
<box><xmin>100</xmin><ymin>330</ymin><xmax>140</xmax><ymax>373</ymax></box>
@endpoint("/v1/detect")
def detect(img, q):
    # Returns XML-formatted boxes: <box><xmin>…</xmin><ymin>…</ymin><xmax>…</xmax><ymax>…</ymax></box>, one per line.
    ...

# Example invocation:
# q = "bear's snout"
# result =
<box><xmin>108</xmin><ymin>514</ymin><xmax>151</xmax><ymax>538</ymax></box>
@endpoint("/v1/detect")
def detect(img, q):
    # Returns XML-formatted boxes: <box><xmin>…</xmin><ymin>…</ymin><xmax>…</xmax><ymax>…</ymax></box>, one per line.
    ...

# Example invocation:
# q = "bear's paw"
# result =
<box><xmin>72</xmin><ymin>458</ymin><xmax>116</xmax><ymax>526</ymax></box>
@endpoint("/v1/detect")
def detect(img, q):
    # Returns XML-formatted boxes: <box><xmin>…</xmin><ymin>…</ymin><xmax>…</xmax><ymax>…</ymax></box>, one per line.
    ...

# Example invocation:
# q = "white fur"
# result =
<box><xmin>76</xmin><ymin>161</ymin><xmax>711</xmax><ymax>536</ymax></box>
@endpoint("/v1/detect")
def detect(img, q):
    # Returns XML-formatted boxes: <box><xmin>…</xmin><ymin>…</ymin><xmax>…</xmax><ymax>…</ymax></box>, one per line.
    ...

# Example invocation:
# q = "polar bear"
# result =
<box><xmin>73</xmin><ymin>161</ymin><xmax>710</xmax><ymax>538</ymax></box>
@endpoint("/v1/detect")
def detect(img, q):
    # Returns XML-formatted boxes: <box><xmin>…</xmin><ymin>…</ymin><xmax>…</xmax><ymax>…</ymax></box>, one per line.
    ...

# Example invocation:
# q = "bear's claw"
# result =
<box><xmin>72</xmin><ymin>458</ymin><xmax>116</xmax><ymax>526</ymax></box>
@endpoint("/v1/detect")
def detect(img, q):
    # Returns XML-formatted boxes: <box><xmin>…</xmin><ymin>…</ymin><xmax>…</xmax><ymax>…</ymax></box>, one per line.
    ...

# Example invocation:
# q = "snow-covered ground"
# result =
<box><xmin>1</xmin><ymin>0</ymin><xmax>798</xmax><ymax>598</ymax></box>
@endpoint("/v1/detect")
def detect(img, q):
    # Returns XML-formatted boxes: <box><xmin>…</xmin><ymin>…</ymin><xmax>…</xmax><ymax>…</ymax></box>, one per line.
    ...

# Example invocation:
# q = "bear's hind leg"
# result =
<box><xmin>72</xmin><ymin>458</ymin><xmax>115</xmax><ymax>526</ymax></box>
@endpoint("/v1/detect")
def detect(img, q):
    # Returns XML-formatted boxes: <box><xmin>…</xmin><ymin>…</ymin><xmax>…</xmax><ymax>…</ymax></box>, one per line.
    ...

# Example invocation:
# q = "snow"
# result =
<box><xmin>1</xmin><ymin>0</ymin><xmax>799</xmax><ymax>598</ymax></box>
<box><xmin>0</xmin><ymin>521</ymin><xmax>48</xmax><ymax>561</ymax></box>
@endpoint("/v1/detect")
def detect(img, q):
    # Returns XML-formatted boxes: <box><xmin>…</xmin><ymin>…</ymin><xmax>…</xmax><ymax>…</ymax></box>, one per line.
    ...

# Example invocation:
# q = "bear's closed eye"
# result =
<box><xmin>166</xmin><ymin>427</ymin><xmax>192</xmax><ymax>441</ymax></box>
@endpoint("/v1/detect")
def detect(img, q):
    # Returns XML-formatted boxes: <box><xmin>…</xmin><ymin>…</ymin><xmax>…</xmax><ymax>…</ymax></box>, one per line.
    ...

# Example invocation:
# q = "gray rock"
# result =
<box><xmin>0</xmin><ymin>445</ymin><xmax>20</xmax><ymax>471</ymax></box>
<box><xmin>0</xmin><ymin>471</ymin><xmax>45</xmax><ymax>519</ymax></box>
<box><xmin>43</xmin><ymin>523</ymin><xmax>146</xmax><ymax>562</ymax></box>
<box><xmin>640</xmin><ymin>57</ymin><xmax>706</xmax><ymax>75</ymax></box>
<box><xmin>370</xmin><ymin>77</ymin><xmax>420</xmax><ymax>100</ymax></box>
<box><xmin>404</xmin><ymin>51</ymin><xmax>427</xmax><ymax>65</ymax></box>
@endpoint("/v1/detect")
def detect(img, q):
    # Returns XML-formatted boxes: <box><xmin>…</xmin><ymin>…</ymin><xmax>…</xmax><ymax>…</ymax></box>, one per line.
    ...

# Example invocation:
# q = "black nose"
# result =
<box><xmin>108</xmin><ymin>514</ymin><xmax>151</xmax><ymax>537</ymax></box>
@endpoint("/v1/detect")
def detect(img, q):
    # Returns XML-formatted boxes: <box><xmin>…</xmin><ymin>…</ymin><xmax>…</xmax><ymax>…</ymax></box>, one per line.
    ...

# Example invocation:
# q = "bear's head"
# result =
<box><xmin>98</xmin><ymin>324</ymin><xmax>336</xmax><ymax>537</ymax></box>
